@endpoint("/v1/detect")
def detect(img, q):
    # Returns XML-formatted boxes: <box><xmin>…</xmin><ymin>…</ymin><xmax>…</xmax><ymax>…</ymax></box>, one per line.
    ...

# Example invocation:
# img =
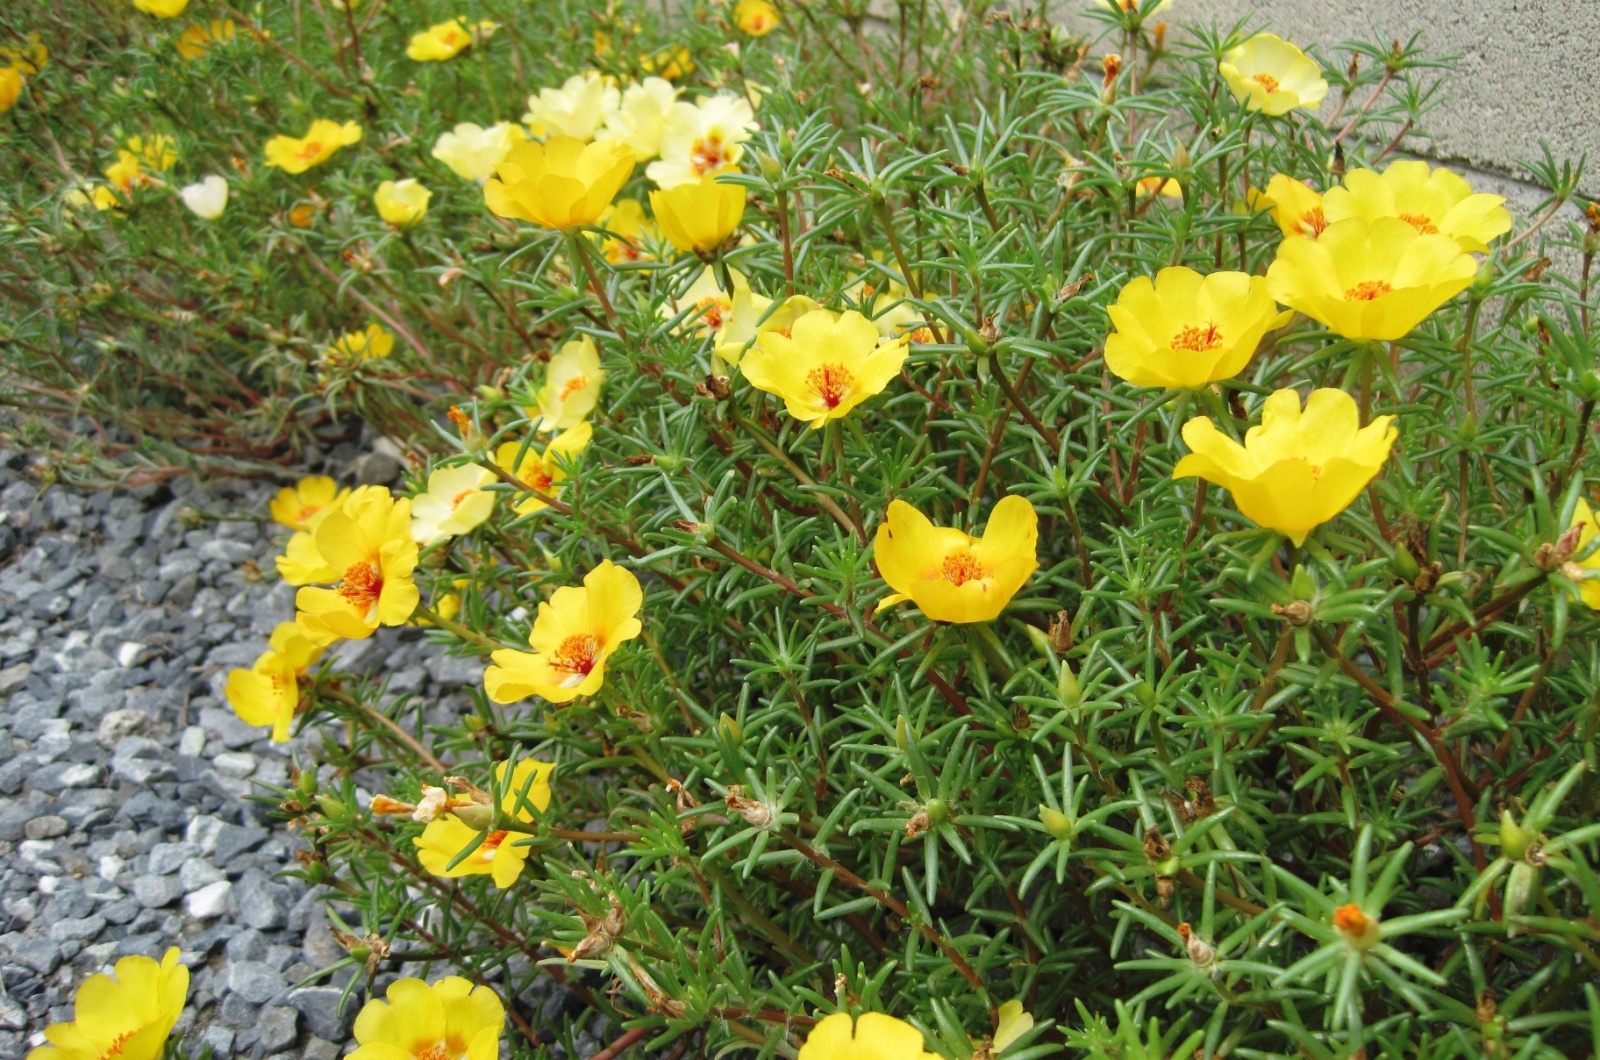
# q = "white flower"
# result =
<box><xmin>431</xmin><ymin>121</ymin><xmax>524</xmax><ymax>183</ymax></box>
<box><xmin>178</xmin><ymin>175</ymin><xmax>229</xmax><ymax>220</ymax></box>
<box><xmin>522</xmin><ymin>72</ymin><xmax>620</xmax><ymax>142</ymax></box>
<box><xmin>410</xmin><ymin>464</ymin><xmax>497</xmax><ymax>546</ymax></box>
<box><xmin>597</xmin><ymin>77</ymin><xmax>681</xmax><ymax>161</ymax></box>
<box><xmin>645</xmin><ymin>93</ymin><xmax>760</xmax><ymax>189</ymax></box>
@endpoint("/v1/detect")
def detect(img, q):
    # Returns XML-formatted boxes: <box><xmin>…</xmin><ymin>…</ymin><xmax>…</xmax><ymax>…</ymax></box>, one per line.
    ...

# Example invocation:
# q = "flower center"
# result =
<box><xmin>1252</xmin><ymin>73</ymin><xmax>1280</xmax><ymax>93</ymax></box>
<box><xmin>526</xmin><ymin>462</ymin><xmax>553</xmax><ymax>490</ymax></box>
<box><xmin>691</xmin><ymin>135</ymin><xmax>728</xmax><ymax>175</ymax></box>
<box><xmin>1399</xmin><ymin>212</ymin><xmax>1439</xmax><ymax>235</ymax></box>
<box><xmin>101</xmin><ymin>1030</ymin><xmax>135</xmax><ymax>1058</ymax></box>
<box><xmin>806</xmin><ymin>363</ymin><xmax>854</xmax><ymax>409</ymax></box>
<box><xmin>296</xmin><ymin>140</ymin><xmax>326</xmax><ymax>161</ymax></box>
<box><xmin>558</xmin><ymin>374</ymin><xmax>589</xmax><ymax>402</ymax></box>
<box><xmin>695</xmin><ymin>297</ymin><xmax>727</xmax><ymax>330</ymax></box>
<box><xmin>1171</xmin><ymin>323</ymin><xmax>1224</xmax><ymax>352</ymax></box>
<box><xmin>1300</xmin><ymin>206</ymin><xmax>1328</xmax><ymax>237</ymax></box>
<box><xmin>450</xmin><ymin>490</ymin><xmax>476</xmax><ymax>511</ymax></box>
<box><xmin>941</xmin><ymin>550</ymin><xmax>991</xmax><ymax>586</ymax></box>
<box><xmin>295</xmin><ymin>504</ymin><xmax>322</xmax><ymax>525</ymax></box>
<box><xmin>549</xmin><ymin>634</ymin><xmax>599</xmax><ymax>687</ymax></box>
<box><xmin>415</xmin><ymin>1042</ymin><xmax>457</xmax><ymax>1060</ymax></box>
<box><xmin>1344</xmin><ymin>280</ymin><xmax>1393</xmax><ymax>301</ymax></box>
<box><xmin>338</xmin><ymin>561</ymin><xmax>384</xmax><ymax>616</ymax></box>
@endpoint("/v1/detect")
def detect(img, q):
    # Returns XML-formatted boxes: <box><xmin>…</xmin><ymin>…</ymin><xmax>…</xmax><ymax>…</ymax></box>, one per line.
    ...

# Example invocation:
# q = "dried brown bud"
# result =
<box><xmin>1048</xmin><ymin>610</ymin><xmax>1074</xmax><ymax>653</ymax></box>
<box><xmin>704</xmin><ymin>374</ymin><xmax>732</xmax><ymax>400</ymax></box>
<box><xmin>1177</xmin><ymin>922</ymin><xmax>1216</xmax><ymax>968</ymax></box>
<box><xmin>905</xmin><ymin>811</ymin><xmax>931</xmax><ymax>839</ymax></box>
<box><xmin>1271</xmin><ymin>600</ymin><xmax>1314</xmax><ymax>626</ymax></box>
<box><xmin>725</xmin><ymin>785</ymin><xmax>776</xmax><ymax>828</ymax></box>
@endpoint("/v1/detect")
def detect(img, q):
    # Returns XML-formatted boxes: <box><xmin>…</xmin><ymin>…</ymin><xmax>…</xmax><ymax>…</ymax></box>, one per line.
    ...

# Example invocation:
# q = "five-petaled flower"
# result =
<box><xmin>1172</xmin><ymin>387</ymin><xmax>1398</xmax><ymax>546</ymax></box>
<box><xmin>350</xmin><ymin>975</ymin><xmax>505</xmax><ymax>1060</ymax></box>
<box><xmin>414</xmin><ymin>759</ymin><xmax>555</xmax><ymax>888</ymax></box>
<box><xmin>27</xmin><ymin>947</ymin><xmax>189</xmax><ymax>1060</ymax></box>
<box><xmin>495</xmin><ymin>423</ymin><xmax>593</xmax><ymax>515</ymax></box>
<box><xmin>225</xmin><ymin>620</ymin><xmax>332</xmax><ymax>742</ymax></box>
<box><xmin>650</xmin><ymin>172</ymin><xmax>746</xmax><ymax>257</ymax></box>
<box><xmin>410</xmin><ymin>464</ymin><xmax>497</xmax><ymax>547</ymax></box>
<box><xmin>741</xmin><ymin>309</ymin><xmax>910</xmax><ymax>429</ymax></box>
<box><xmin>407</xmin><ymin>18</ymin><xmax>496</xmax><ymax>62</ymax></box>
<box><xmin>532</xmin><ymin>336</ymin><xmax>605</xmax><ymax>431</ymax></box>
<box><xmin>796</xmin><ymin>1012</ymin><xmax>941</xmax><ymax>1060</ymax></box>
<box><xmin>295</xmin><ymin>486</ymin><xmax>421</xmax><ymax>640</ymax></box>
<box><xmin>271</xmin><ymin>474</ymin><xmax>349</xmax><ymax>532</ymax></box>
<box><xmin>1105</xmin><ymin>266</ymin><xmax>1292</xmax><ymax>388</ymax></box>
<box><xmin>874</xmin><ymin>495</ymin><xmax>1040</xmax><ymax>623</ymax></box>
<box><xmin>483</xmin><ymin>559</ymin><xmax>643</xmax><ymax>704</ymax></box>
<box><xmin>484</xmin><ymin>136</ymin><xmax>634</xmax><ymax>230</ymax></box>
<box><xmin>374</xmin><ymin>178</ymin><xmax>432</xmax><ymax>226</ymax></box>
<box><xmin>1322</xmin><ymin>160</ymin><xmax>1512</xmax><ymax>254</ymax></box>
<box><xmin>646</xmin><ymin>92</ymin><xmax>758</xmax><ymax>189</ymax></box>
<box><xmin>1219</xmin><ymin>33</ymin><xmax>1328</xmax><ymax>116</ymax></box>
<box><xmin>264</xmin><ymin>118</ymin><xmax>362</xmax><ymax>174</ymax></box>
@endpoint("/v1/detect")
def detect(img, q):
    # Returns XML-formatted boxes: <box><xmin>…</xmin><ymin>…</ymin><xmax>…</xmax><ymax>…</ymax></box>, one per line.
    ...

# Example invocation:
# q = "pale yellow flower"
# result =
<box><xmin>523</xmin><ymin>71</ymin><xmax>620</xmax><ymax>142</ymax></box>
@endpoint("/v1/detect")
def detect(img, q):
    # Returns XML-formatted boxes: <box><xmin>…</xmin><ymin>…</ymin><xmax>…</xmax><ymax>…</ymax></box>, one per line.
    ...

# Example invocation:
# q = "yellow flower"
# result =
<box><xmin>796</xmin><ymin>1012</ymin><xmax>941</xmax><ymax>1060</ymax></box>
<box><xmin>0</xmin><ymin>67</ymin><xmax>21</xmax><ymax>114</ymax></box>
<box><xmin>264</xmin><ymin>119</ymin><xmax>362</xmax><ymax>174</ymax></box>
<box><xmin>495</xmin><ymin>757</ymin><xmax>556</xmax><ymax>819</ymax></box>
<box><xmin>663</xmin><ymin>266</ymin><xmax>742</xmax><ymax>337</ymax></box>
<box><xmin>532</xmin><ymin>336</ymin><xmax>604</xmax><ymax>431</ymax></box>
<box><xmin>496</xmin><ymin>423</ymin><xmax>593</xmax><ymax>515</ymax></box>
<box><xmin>742</xmin><ymin>309</ymin><xmax>910</xmax><ymax>429</ymax></box>
<box><xmin>1322</xmin><ymin>160</ymin><xmax>1512</xmax><ymax>254</ymax></box>
<box><xmin>224</xmin><ymin>621</ymin><xmax>331</xmax><ymax>742</ymax></box>
<box><xmin>104</xmin><ymin>153</ymin><xmax>146</xmax><ymax>195</ymax></box>
<box><xmin>0</xmin><ymin>33</ymin><xmax>47</xmax><ymax>76</ymax></box>
<box><xmin>595</xmin><ymin>198</ymin><xmax>659</xmax><ymax>264</ymax></box>
<box><xmin>1173</xmin><ymin>387</ymin><xmax>1397</xmax><ymax>545</ymax></box>
<box><xmin>1266</xmin><ymin>216</ymin><xmax>1477</xmax><ymax>342</ymax></box>
<box><xmin>296</xmin><ymin>487</ymin><xmax>420</xmax><ymax>640</ymax></box>
<box><xmin>133</xmin><ymin>0</ymin><xmax>189</xmax><ymax>16</ymax></box>
<box><xmin>432</xmin><ymin>121</ymin><xmax>524</xmax><ymax>183</ymax></box>
<box><xmin>406</xmin><ymin>18</ymin><xmax>494</xmax><ymax>62</ymax></box>
<box><xmin>1219</xmin><ymin>33</ymin><xmax>1327</xmax><ymax>116</ymax></box>
<box><xmin>1254</xmin><ymin>173</ymin><xmax>1327</xmax><ymax>239</ymax></box>
<box><xmin>484</xmin><ymin>136</ymin><xmax>634</xmax><ymax>230</ymax></box>
<box><xmin>992</xmin><ymin>1000</ymin><xmax>1034</xmax><ymax>1054</ymax></box>
<box><xmin>599</xmin><ymin>77</ymin><xmax>680</xmax><ymax>161</ymax></box>
<box><xmin>644</xmin><ymin>45</ymin><xmax>695</xmax><ymax>81</ymax></box>
<box><xmin>522</xmin><ymin>71</ymin><xmax>620</xmax><ymax>142</ymax></box>
<box><xmin>175</xmin><ymin>19</ymin><xmax>236</xmax><ymax>60</ymax></box>
<box><xmin>650</xmin><ymin>174</ymin><xmax>746</xmax><ymax>256</ymax></box>
<box><xmin>415</xmin><ymin>816</ymin><xmax>532</xmax><ymax>888</ymax></box>
<box><xmin>850</xmin><ymin>276</ymin><xmax>933</xmax><ymax>343</ymax></box>
<box><xmin>873</xmin><ymin>495</ymin><xmax>1039</xmax><ymax>623</ymax></box>
<box><xmin>484</xmin><ymin>559</ymin><xmax>643</xmax><ymax>704</ymax></box>
<box><xmin>1564</xmin><ymin>499</ymin><xmax>1600</xmax><ymax>610</ymax></box>
<box><xmin>277</xmin><ymin>527</ymin><xmax>340</xmax><ymax>586</ymax></box>
<box><xmin>646</xmin><ymin>93</ymin><xmax>759</xmax><ymax>190</ymax></box>
<box><xmin>27</xmin><ymin>948</ymin><xmax>188</xmax><ymax>1060</ymax></box>
<box><xmin>1104</xmin><ymin>266</ymin><xmax>1291</xmax><ymax>388</ymax></box>
<box><xmin>374</xmin><ymin>178</ymin><xmax>432</xmax><ymax>226</ymax></box>
<box><xmin>351</xmin><ymin>976</ymin><xmax>505</xmax><ymax>1060</ymax></box>
<box><xmin>716</xmin><ymin>292</ymin><xmax>821</xmax><ymax>365</ymax></box>
<box><xmin>1137</xmin><ymin>175</ymin><xmax>1183</xmax><ymax>199</ymax></box>
<box><xmin>271</xmin><ymin>474</ymin><xmax>349</xmax><ymax>531</ymax></box>
<box><xmin>324</xmin><ymin>323</ymin><xmax>395</xmax><ymax>364</ymax></box>
<box><xmin>411</xmin><ymin>464</ymin><xmax>497</xmax><ymax>546</ymax></box>
<box><xmin>735</xmin><ymin>0</ymin><xmax>781</xmax><ymax>36</ymax></box>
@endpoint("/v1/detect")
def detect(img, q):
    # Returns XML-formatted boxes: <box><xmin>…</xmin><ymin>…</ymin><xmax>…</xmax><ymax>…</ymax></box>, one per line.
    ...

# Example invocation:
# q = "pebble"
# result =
<box><xmin>185</xmin><ymin>879</ymin><xmax>233</xmax><ymax>919</ymax></box>
<box><xmin>24</xmin><ymin>814</ymin><xmax>68</xmax><ymax>839</ymax></box>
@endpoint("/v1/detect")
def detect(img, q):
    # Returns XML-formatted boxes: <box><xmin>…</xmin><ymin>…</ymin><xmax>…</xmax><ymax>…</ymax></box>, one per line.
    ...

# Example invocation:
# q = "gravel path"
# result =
<box><xmin>0</xmin><ymin>453</ymin><xmax>495</xmax><ymax>1057</ymax></box>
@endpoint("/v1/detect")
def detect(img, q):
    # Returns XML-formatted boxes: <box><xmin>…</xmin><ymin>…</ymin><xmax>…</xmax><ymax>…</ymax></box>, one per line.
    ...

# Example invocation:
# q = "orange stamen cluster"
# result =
<box><xmin>1252</xmin><ymin>73</ymin><xmax>1280</xmax><ymax>93</ymax></box>
<box><xmin>1344</xmin><ymin>280</ymin><xmax>1393</xmax><ymax>301</ymax></box>
<box><xmin>338</xmin><ymin>561</ymin><xmax>383</xmax><ymax>611</ymax></box>
<box><xmin>558</xmin><ymin>374</ymin><xmax>590</xmax><ymax>402</ymax></box>
<box><xmin>1299</xmin><ymin>207</ymin><xmax>1328</xmax><ymax>237</ymax></box>
<box><xmin>691</xmin><ymin>136</ymin><xmax>727</xmax><ymax>175</ymax></box>
<box><xmin>940</xmin><ymin>550</ymin><xmax>989</xmax><ymax>586</ymax></box>
<box><xmin>296</xmin><ymin>140</ymin><xmax>325</xmax><ymax>161</ymax></box>
<box><xmin>549</xmin><ymin>634</ymin><xmax>599</xmax><ymax>679</ymax></box>
<box><xmin>1332</xmin><ymin>903</ymin><xmax>1370</xmax><ymax>935</ymax></box>
<box><xmin>1399</xmin><ymin>212</ymin><xmax>1440</xmax><ymax>235</ymax></box>
<box><xmin>1171</xmin><ymin>323</ymin><xmax>1225</xmax><ymax>352</ymax></box>
<box><xmin>807</xmin><ymin>363</ymin><xmax>853</xmax><ymax>408</ymax></box>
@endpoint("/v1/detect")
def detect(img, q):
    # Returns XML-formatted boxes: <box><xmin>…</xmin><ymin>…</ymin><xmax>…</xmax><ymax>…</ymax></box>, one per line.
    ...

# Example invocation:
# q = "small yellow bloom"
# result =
<box><xmin>351</xmin><ymin>976</ymin><xmax>505</xmax><ymax>1060</ymax></box>
<box><xmin>133</xmin><ymin>0</ymin><xmax>189</xmax><ymax>16</ymax></box>
<box><xmin>642</xmin><ymin>45</ymin><xmax>695</xmax><ymax>81</ymax></box>
<box><xmin>496</xmin><ymin>423</ymin><xmax>593</xmax><ymax>515</ymax></box>
<box><xmin>496</xmin><ymin>757</ymin><xmax>557</xmax><ymax>819</ymax></box>
<box><xmin>104</xmin><ymin>153</ymin><xmax>146</xmax><ymax>195</ymax></box>
<box><xmin>1173</xmin><ymin>387</ymin><xmax>1397</xmax><ymax>545</ymax></box>
<box><xmin>411</xmin><ymin>464</ymin><xmax>497</xmax><ymax>546</ymax></box>
<box><xmin>296</xmin><ymin>487</ymin><xmax>420</xmax><ymax>640</ymax></box>
<box><xmin>1219</xmin><ymin>33</ymin><xmax>1327</xmax><ymax>116</ymax></box>
<box><xmin>0</xmin><ymin>33</ymin><xmax>47</xmax><ymax>76</ymax></box>
<box><xmin>850</xmin><ymin>276</ymin><xmax>932</xmax><ymax>343</ymax></box>
<box><xmin>650</xmin><ymin>173</ymin><xmax>746</xmax><ymax>256</ymax></box>
<box><xmin>406</xmin><ymin>18</ymin><xmax>494</xmax><ymax>62</ymax></box>
<box><xmin>271</xmin><ymin>474</ymin><xmax>349</xmax><ymax>531</ymax></box>
<box><xmin>595</xmin><ymin>198</ymin><xmax>659</xmax><ymax>264</ymax></box>
<box><xmin>663</xmin><ymin>266</ymin><xmax>741</xmax><ymax>337</ymax></box>
<box><xmin>224</xmin><ymin>620</ymin><xmax>331</xmax><ymax>742</ymax></box>
<box><xmin>599</xmin><ymin>77</ymin><xmax>680</xmax><ymax>161</ymax></box>
<box><xmin>646</xmin><ymin>93</ymin><xmax>759</xmax><ymax>190</ymax></box>
<box><xmin>797</xmin><ymin>1012</ymin><xmax>941</xmax><ymax>1060</ymax></box>
<box><xmin>415</xmin><ymin>816</ymin><xmax>533</xmax><ymax>888</ymax></box>
<box><xmin>175</xmin><ymin>19</ymin><xmax>236</xmax><ymax>60</ymax></box>
<box><xmin>1105</xmin><ymin>266</ymin><xmax>1291</xmax><ymax>388</ymax></box>
<box><xmin>484</xmin><ymin>136</ymin><xmax>634</xmax><ymax>230</ymax></box>
<box><xmin>277</xmin><ymin>527</ymin><xmax>340</xmax><ymax>586</ymax></box>
<box><xmin>1563</xmin><ymin>499</ymin><xmax>1600</xmax><ymax>610</ymax></box>
<box><xmin>0</xmin><ymin>67</ymin><xmax>21</xmax><ymax>114</ymax></box>
<box><xmin>374</xmin><ymin>178</ymin><xmax>432</xmax><ymax>226</ymax></box>
<box><xmin>484</xmin><ymin>559</ymin><xmax>643</xmax><ymax>704</ymax></box>
<box><xmin>1266</xmin><ymin>216</ymin><xmax>1478</xmax><ymax>342</ymax></box>
<box><xmin>324</xmin><ymin>323</ymin><xmax>395</xmax><ymax>365</ymax></box>
<box><xmin>1254</xmin><ymin>173</ymin><xmax>1327</xmax><ymax>239</ymax></box>
<box><xmin>1322</xmin><ymin>160</ymin><xmax>1512</xmax><ymax>254</ymax></box>
<box><xmin>735</xmin><ymin>0</ymin><xmax>781</xmax><ymax>36</ymax></box>
<box><xmin>742</xmin><ymin>310</ymin><xmax>910</xmax><ymax>429</ymax></box>
<box><xmin>1137</xmin><ymin>175</ymin><xmax>1183</xmax><ymax>199</ymax></box>
<box><xmin>874</xmin><ymin>495</ymin><xmax>1039</xmax><ymax>623</ymax></box>
<box><xmin>532</xmin><ymin>336</ymin><xmax>604</xmax><ymax>431</ymax></box>
<box><xmin>432</xmin><ymin>121</ymin><xmax>524</xmax><ymax>183</ymax></box>
<box><xmin>27</xmin><ymin>948</ymin><xmax>188</xmax><ymax>1060</ymax></box>
<box><xmin>992</xmin><ymin>1000</ymin><xmax>1035</xmax><ymax>1054</ymax></box>
<box><xmin>264</xmin><ymin>119</ymin><xmax>362</xmax><ymax>175</ymax></box>
<box><xmin>522</xmin><ymin>71</ymin><xmax>620</xmax><ymax>142</ymax></box>
<box><xmin>716</xmin><ymin>292</ymin><xmax>821</xmax><ymax>365</ymax></box>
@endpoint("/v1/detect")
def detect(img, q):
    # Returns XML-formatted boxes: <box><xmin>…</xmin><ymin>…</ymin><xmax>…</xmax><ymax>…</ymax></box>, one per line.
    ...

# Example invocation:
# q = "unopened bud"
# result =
<box><xmin>1332</xmin><ymin>903</ymin><xmax>1380</xmax><ymax>950</ymax></box>
<box><xmin>1039</xmin><ymin>806</ymin><xmax>1073</xmax><ymax>841</ymax></box>
<box><xmin>719</xmin><ymin>712</ymin><xmax>743</xmax><ymax>742</ymax></box>
<box><xmin>1271</xmin><ymin>600</ymin><xmax>1313</xmax><ymax>626</ymax></box>
<box><xmin>1505</xmin><ymin>861</ymin><xmax>1538</xmax><ymax>937</ymax></box>
<box><xmin>1177</xmin><ymin>922</ymin><xmax>1216</xmax><ymax>969</ymax></box>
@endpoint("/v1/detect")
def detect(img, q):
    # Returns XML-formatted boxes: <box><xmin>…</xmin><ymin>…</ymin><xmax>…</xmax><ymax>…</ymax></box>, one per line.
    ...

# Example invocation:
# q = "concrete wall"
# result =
<box><xmin>1062</xmin><ymin>0</ymin><xmax>1600</xmax><ymax>205</ymax></box>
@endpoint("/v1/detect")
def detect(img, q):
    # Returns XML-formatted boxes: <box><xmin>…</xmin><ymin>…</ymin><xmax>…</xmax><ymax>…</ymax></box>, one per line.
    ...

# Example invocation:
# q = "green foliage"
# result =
<box><xmin>7</xmin><ymin>1</ymin><xmax>1600</xmax><ymax>1058</ymax></box>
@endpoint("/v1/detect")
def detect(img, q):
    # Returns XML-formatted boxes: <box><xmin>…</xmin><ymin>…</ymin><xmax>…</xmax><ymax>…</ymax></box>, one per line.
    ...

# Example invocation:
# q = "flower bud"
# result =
<box><xmin>924</xmin><ymin>798</ymin><xmax>949</xmax><ymax>826</ymax></box>
<box><xmin>1497</xmin><ymin>808</ymin><xmax>1535</xmax><ymax>860</ymax></box>
<box><xmin>1504</xmin><ymin>860</ymin><xmax>1538</xmax><ymax>937</ymax></box>
<box><xmin>719</xmin><ymin>712</ymin><xmax>743</xmax><ymax>742</ymax></box>
<box><xmin>1332</xmin><ymin>903</ymin><xmax>1380</xmax><ymax>950</ymax></box>
<box><xmin>1057</xmin><ymin>662</ymin><xmax>1081</xmax><ymax>705</ymax></box>
<box><xmin>1039</xmin><ymin>805</ymin><xmax>1073</xmax><ymax>841</ymax></box>
<box><xmin>1391</xmin><ymin>542</ymin><xmax>1421</xmax><ymax>582</ymax></box>
<box><xmin>1177</xmin><ymin>922</ymin><xmax>1216</xmax><ymax>969</ymax></box>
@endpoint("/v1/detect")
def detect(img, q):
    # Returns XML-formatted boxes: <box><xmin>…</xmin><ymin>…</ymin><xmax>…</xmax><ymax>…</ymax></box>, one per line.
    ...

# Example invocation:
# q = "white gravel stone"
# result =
<box><xmin>185</xmin><ymin>879</ymin><xmax>233</xmax><ymax>919</ymax></box>
<box><xmin>178</xmin><ymin>725</ymin><xmax>208</xmax><ymax>757</ymax></box>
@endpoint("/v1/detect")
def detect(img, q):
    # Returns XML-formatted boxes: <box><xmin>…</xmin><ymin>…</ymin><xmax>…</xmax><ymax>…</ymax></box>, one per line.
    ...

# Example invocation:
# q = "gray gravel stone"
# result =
<box><xmin>24</xmin><ymin>815</ymin><xmax>68</xmax><ymax>840</ymax></box>
<box><xmin>227</xmin><ymin>959</ymin><xmax>287</xmax><ymax>1004</ymax></box>
<box><xmin>257</xmin><ymin>1005</ymin><xmax>301</xmax><ymax>1051</ymax></box>
<box><xmin>133</xmin><ymin>875</ymin><xmax>184</xmax><ymax>909</ymax></box>
<box><xmin>235</xmin><ymin>869</ymin><xmax>291</xmax><ymax>931</ymax></box>
<box><xmin>286</xmin><ymin>986</ymin><xmax>355</xmax><ymax>1041</ymax></box>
